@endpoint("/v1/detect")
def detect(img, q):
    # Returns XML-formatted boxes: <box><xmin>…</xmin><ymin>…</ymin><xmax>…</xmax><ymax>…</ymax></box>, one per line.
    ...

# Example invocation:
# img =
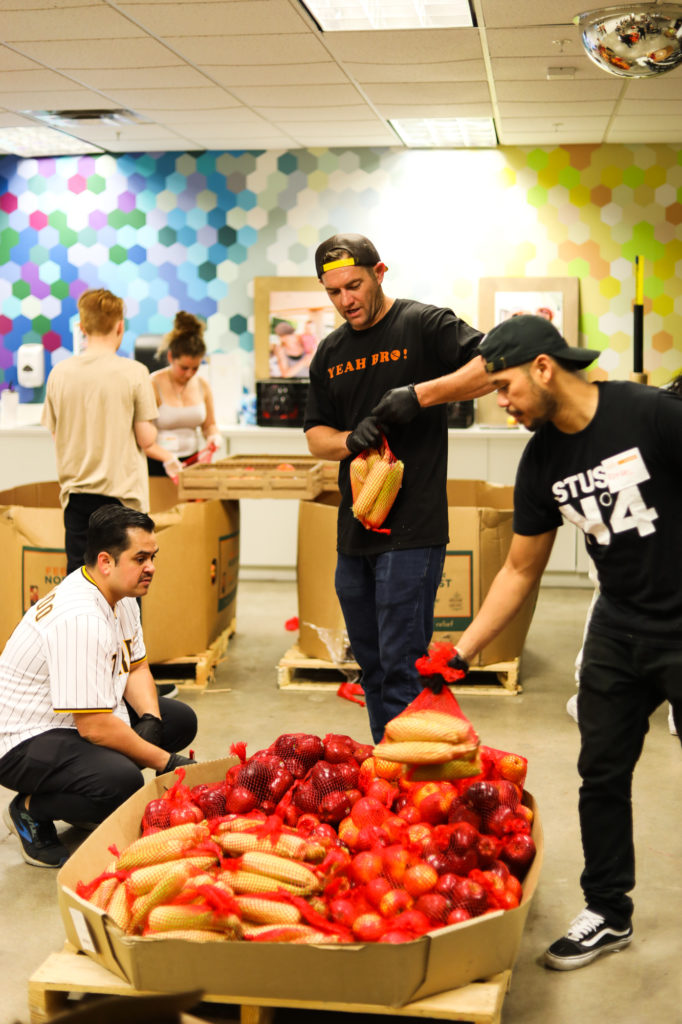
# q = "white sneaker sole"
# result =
<box><xmin>544</xmin><ymin>934</ymin><xmax>633</xmax><ymax>971</ymax></box>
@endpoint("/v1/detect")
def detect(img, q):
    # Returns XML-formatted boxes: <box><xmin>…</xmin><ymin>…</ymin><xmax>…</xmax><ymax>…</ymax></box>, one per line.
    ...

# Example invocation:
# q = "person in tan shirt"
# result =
<box><xmin>42</xmin><ymin>289</ymin><xmax>178</xmax><ymax>575</ymax></box>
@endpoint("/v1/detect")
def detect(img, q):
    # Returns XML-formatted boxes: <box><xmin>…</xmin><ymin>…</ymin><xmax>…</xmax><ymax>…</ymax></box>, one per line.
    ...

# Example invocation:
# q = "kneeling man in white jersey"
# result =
<box><xmin>0</xmin><ymin>504</ymin><xmax>197</xmax><ymax>867</ymax></box>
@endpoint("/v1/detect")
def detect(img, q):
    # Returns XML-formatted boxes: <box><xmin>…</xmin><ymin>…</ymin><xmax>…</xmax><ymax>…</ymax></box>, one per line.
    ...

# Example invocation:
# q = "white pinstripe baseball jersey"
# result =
<box><xmin>0</xmin><ymin>567</ymin><xmax>146</xmax><ymax>758</ymax></box>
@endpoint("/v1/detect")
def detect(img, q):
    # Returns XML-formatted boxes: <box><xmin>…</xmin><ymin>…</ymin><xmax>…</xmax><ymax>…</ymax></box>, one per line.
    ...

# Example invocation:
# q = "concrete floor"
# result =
<box><xmin>1</xmin><ymin>581</ymin><xmax>680</xmax><ymax>1024</ymax></box>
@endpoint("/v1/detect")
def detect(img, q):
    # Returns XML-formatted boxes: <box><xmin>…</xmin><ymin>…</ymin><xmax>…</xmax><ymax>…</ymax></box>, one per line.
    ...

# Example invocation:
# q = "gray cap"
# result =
<box><xmin>479</xmin><ymin>315</ymin><xmax>600</xmax><ymax>372</ymax></box>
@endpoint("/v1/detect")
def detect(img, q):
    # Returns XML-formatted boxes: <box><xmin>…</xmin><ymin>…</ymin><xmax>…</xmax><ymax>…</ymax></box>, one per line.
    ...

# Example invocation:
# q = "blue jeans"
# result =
<box><xmin>335</xmin><ymin>546</ymin><xmax>446</xmax><ymax>743</ymax></box>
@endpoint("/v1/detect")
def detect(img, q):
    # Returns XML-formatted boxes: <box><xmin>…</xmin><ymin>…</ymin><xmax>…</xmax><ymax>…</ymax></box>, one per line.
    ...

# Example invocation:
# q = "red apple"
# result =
<box><xmin>403</xmin><ymin>861</ymin><xmax>439</xmax><ymax>897</ymax></box>
<box><xmin>351</xmin><ymin>850</ymin><xmax>384</xmax><ymax>884</ymax></box>
<box><xmin>379</xmin><ymin>888</ymin><xmax>414</xmax><ymax>918</ymax></box>
<box><xmin>447</xmin><ymin>907</ymin><xmax>472</xmax><ymax>925</ymax></box>
<box><xmin>449</xmin><ymin>821</ymin><xmax>479</xmax><ymax>855</ymax></box>
<box><xmin>224</xmin><ymin>786</ymin><xmax>258</xmax><ymax>815</ymax></box>
<box><xmin>351</xmin><ymin>796</ymin><xmax>390</xmax><ymax>829</ymax></box>
<box><xmin>352</xmin><ymin>912</ymin><xmax>387</xmax><ymax>942</ymax></box>
<box><xmin>414</xmin><ymin>892</ymin><xmax>450</xmax><ymax>923</ymax></box>
<box><xmin>365</xmin><ymin>875</ymin><xmax>393</xmax><ymax>909</ymax></box>
<box><xmin>500</xmin><ymin>832</ymin><xmax>536</xmax><ymax>880</ymax></box>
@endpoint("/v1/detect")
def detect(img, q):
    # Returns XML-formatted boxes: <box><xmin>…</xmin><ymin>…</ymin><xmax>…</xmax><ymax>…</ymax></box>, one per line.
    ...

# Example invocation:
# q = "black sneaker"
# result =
<box><xmin>544</xmin><ymin>908</ymin><xmax>633</xmax><ymax>970</ymax></box>
<box><xmin>3</xmin><ymin>794</ymin><xmax>69</xmax><ymax>868</ymax></box>
<box><xmin>156</xmin><ymin>682</ymin><xmax>178</xmax><ymax>699</ymax></box>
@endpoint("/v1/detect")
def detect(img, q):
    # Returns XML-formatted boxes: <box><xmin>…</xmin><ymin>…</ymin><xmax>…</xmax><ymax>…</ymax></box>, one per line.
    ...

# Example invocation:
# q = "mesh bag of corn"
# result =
<box><xmin>350</xmin><ymin>436</ymin><xmax>404</xmax><ymax>533</ymax></box>
<box><xmin>374</xmin><ymin>685</ymin><xmax>481</xmax><ymax>781</ymax></box>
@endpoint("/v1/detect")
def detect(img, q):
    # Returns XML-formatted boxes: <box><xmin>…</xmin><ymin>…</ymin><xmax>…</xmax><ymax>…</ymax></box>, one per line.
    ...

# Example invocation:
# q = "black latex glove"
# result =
<box><xmin>157</xmin><ymin>751</ymin><xmax>196</xmax><ymax>777</ymax></box>
<box><xmin>371</xmin><ymin>384</ymin><xmax>420</xmax><ymax>426</ymax></box>
<box><xmin>346</xmin><ymin>415</ymin><xmax>383</xmax><ymax>454</ymax></box>
<box><xmin>422</xmin><ymin>672</ymin><xmax>446</xmax><ymax>694</ymax></box>
<box><xmin>133</xmin><ymin>713</ymin><xmax>163</xmax><ymax>747</ymax></box>
<box><xmin>447</xmin><ymin>649</ymin><xmax>470</xmax><ymax>678</ymax></box>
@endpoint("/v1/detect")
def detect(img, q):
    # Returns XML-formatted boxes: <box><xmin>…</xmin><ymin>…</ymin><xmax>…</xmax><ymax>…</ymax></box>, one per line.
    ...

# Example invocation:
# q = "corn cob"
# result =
<box><xmin>234</xmin><ymin>896</ymin><xmax>302</xmax><ymax>925</ymax></box>
<box><xmin>242</xmin><ymin>923</ymin><xmax>324</xmax><ymax>942</ymax></box>
<box><xmin>213</xmin><ymin>815</ymin><xmax>267</xmax><ymax>834</ymax></box>
<box><xmin>240</xmin><ymin>851</ymin><xmax>320</xmax><ymax>891</ymax></box>
<box><xmin>125</xmin><ymin>856</ymin><xmax>216</xmax><ymax>897</ymax></box>
<box><xmin>373</xmin><ymin>740</ymin><xmax>474</xmax><ymax>764</ymax></box>
<box><xmin>89</xmin><ymin>875</ymin><xmax>119</xmax><ymax>911</ymax></box>
<box><xmin>352</xmin><ymin>458</ymin><xmax>391</xmax><ymax>520</ymax></box>
<box><xmin>366</xmin><ymin>451</ymin><xmax>381</xmax><ymax>472</ymax></box>
<box><xmin>363</xmin><ymin>459</ymin><xmax>403</xmax><ymax>528</ymax></box>
<box><xmin>106</xmin><ymin>882</ymin><xmax>132</xmax><ymax>932</ymax></box>
<box><xmin>128</xmin><ymin>861</ymin><xmax>194</xmax><ymax>933</ymax></box>
<box><xmin>115</xmin><ymin>822</ymin><xmax>209</xmax><ymax>870</ymax></box>
<box><xmin>146</xmin><ymin>903</ymin><xmax>241</xmax><ymax>934</ymax></box>
<box><xmin>385</xmin><ymin>709</ymin><xmax>472</xmax><ymax>745</ymax></box>
<box><xmin>292</xmin><ymin>931</ymin><xmax>343</xmax><ymax>945</ymax></box>
<box><xmin>216</xmin><ymin>830</ymin><xmax>324</xmax><ymax>862</ymax></box>
<box><xmin>410</xmin><ymin>751</ymin><xmax>483</xmax><ymax>780</ymax></box>
<box><xmin>227</xmin><ymin>869</ymin><xmax>312</xmax><ymax>896</ymax></box>
<box><xmin>350</xmin><ymin>456</ymin><xmax>369</xmax><ymax>503</ymax></box>
<box><xmin>142</xmin><ymin>929</ymin><xmax>231</xmax><ymax>943</ymax></box>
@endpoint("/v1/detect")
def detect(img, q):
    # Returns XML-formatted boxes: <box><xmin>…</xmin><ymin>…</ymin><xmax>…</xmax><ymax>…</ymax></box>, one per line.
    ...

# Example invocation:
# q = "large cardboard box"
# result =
<box><xmin>0</xmin><ymin>480</ymin><xmax>239</xmax><ymax>663</ymax></box>
<box><xmin>296</xmin><ymin>481</ymin><xmax>538</xmax><ymax>666</ymax></box>
<box><xmin>58</xmin><ymin>757</ymin><xmax>542</xmax><ymax>1007</ymax></box>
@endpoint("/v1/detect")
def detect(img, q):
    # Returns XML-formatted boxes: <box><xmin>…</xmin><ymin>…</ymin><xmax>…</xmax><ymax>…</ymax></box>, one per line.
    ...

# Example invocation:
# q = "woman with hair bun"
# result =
<box><xmin>148</xmin><ymin>311</ymin><xmax>222</xmax><ymax>476</ymax></box>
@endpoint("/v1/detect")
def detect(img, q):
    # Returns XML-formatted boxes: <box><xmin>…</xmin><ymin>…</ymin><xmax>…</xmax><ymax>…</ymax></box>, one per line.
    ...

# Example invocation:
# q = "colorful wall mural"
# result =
<box><xmin>1</xmin><ymin>143</ymin><xmax>681</xmax><ymax>403</ymax></box>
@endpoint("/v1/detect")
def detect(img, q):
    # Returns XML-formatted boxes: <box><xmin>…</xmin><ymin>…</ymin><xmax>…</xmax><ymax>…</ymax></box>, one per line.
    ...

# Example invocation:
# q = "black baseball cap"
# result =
<box><xmin>479</xmin><ymin>314</ymin><xmax>600</xmax><ymax>372</ymax></box>
<box><xmin>315</xmin><ymin>233</ymin><xmax>382</xmax><ymax>278</ymax></box>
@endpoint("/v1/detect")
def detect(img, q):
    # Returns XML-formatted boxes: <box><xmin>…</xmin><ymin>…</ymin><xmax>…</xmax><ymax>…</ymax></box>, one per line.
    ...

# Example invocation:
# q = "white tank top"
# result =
<box><xmin>155</xmin><ymin>400</ymin><xmax>206</xmax><ymax>457</ymax></box>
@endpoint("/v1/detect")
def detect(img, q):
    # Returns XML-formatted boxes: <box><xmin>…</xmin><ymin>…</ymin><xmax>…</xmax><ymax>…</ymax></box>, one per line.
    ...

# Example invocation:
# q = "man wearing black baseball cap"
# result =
<box><xmin>304</xmin><ymin>232</ymin><xmax>490</xmax><ymax>743</ymax></box>
<box><xmin>391</xmin><ymin>311</ymin><xmax>682</xmax><ymax>972</ymax></box>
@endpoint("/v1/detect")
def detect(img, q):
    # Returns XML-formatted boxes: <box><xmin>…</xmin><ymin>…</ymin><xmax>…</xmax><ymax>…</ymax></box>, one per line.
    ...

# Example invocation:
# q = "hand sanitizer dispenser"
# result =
<box><xmin>17</xmin><ymin>343</ymin><xmax>45</xmax><ymax>388</ymax></box>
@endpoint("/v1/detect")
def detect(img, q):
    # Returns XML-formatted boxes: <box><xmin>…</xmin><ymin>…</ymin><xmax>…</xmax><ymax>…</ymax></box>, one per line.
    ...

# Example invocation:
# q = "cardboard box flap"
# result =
<box><xmin>59</xmin><ymin>888</ymin><xmax>130</xmax><ymax>983</ymax></box>
<box><xmin>0</xmin><ymin>481</ymin><xmax>61</xmax><ymax>507</ymax></box>
<box><xmin>446</xmin><ymin>479</ymin><xmax>513</xmax><ymax>510</ymax></box>
<box><xmin>1</xmin><ymin>506</ymin><xmax>64</xmax><ymax>547</ymax></box>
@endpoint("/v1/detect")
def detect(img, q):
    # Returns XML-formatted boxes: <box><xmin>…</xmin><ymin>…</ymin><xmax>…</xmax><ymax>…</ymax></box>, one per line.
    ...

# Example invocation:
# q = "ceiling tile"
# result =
<box><xmin>118</xmin><ymin>0</ymin><xmax>306</xmax><ymax>35</ymax></box>
<box><xmin>165</xmin><ymin>34</ymin><xmax>329</xmax><ymax>65</ymax></box>
<box><xmin>1</xmin><ymin>7</ymin><xmax>146</xmax><ymax>42</ymax></box>
<box><xmin>325</xmin><ymin>27</ymin><xmax>482</xmax><ymax>63</ymax></box>
<box><xmin>364</xmin><ymin>82</ymin><xmax>490</xmax><ymax>104</ymax></box>
<box><xmin>14</xmin><ymin>38</ymin><xmax>181</xmax><ymax>69</ymax></box>
<box><xmin>206</xmin><ymin>63</ymin><xmax>349</xmax><ymax>87</ymax></box>
<box><xmin>348</xmin><ymin>59</ymin><xmax>487</xmax><ymax>83</ymax></box>
<box><xmin>229</xmin><ymin>83</ymin><xmax>363</xmax><ymax>107</ymax></box>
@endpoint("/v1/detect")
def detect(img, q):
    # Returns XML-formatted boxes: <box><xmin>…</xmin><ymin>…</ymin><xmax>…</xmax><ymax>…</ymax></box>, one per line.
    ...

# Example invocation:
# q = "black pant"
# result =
<box><xmin>0</xmin><ymin>697</ymin><xmax>197</xmax><ymax>825</ymax></box>
<box><xmin>577</xmin><ymin>629</ymin><xmax>682</xmax><ymax>924</ymax></box>
<box><xmin>64</xmin><ymin>493</ymin><xmax>123</xmax><ymax>575</ymax></box>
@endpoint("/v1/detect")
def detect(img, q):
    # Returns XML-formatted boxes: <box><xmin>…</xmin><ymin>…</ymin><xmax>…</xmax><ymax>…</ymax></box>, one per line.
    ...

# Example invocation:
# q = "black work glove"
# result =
<box><xmin>447</xmin><ymin>649</ymin><xmax>470</xmax><ymax>678</ymax></box>
<box><xmin>157</xmin><ymin>751</ymin><xmax>196</xmax><ymax>777</ymax></box>
<box><xmin>422</xmin><ymin>672</ymin><xmax>446</xmax><ymax>695</ymax></box>
<box><xmin>372</xmin><ymin>384</ymin><xmax>420</xmax><ymax>425</ymax></box>
<box><xmin>133</xmin><ymin>713</ymin><xmax>163</xmax><ymax>747</ymax></box>
<box><xmin>346</xmin><ymin>415</ymin><xmax>383</xmax><ymax>454</ymax></box>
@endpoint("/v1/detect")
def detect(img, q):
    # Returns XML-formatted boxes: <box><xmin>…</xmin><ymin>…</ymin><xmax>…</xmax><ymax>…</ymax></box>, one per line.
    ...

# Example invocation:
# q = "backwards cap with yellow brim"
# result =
<box><xmin>315</xmin><ymin>232</ymin><xmax>383</xmax><ymax>278</ymax></box>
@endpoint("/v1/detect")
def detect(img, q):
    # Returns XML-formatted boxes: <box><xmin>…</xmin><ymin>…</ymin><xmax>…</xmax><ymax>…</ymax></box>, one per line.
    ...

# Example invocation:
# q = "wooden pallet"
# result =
<box><xmin>28</xmin><ymin>944</ymin><xmax>511</xmax><ymax>1024</ymax></box>
<box><xmin>277</xmin><ymin>645</ymin><xmax>521</xmax><ymax>695</ymax></box>
<box><xmin>150</xmin><ymin>619</ymin><xmax>236</xmax><ymax>690</ymax></box>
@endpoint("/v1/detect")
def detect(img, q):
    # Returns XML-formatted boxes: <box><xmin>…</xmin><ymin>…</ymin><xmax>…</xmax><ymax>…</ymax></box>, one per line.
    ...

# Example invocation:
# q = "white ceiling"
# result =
<box><xmin>1</xmin><ymin>0</ymin><xmax>681</xmax><ymax>153</ymax></box>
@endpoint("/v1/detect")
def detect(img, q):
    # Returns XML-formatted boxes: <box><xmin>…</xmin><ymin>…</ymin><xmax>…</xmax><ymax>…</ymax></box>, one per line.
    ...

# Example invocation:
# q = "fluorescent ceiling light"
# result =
<box><xmin>0</xmin><ymin>125</ymin><xmax>103</xmax><ymax>157</ymax></box>
<box><xmin>391</xmin><ymin>117</ymin><xmax>497</xmax><ymax>148</ymax></box>
<box><xmin>302</xmin><ymin>0</ymin><xmax>474</xmax><ymax>31</ymax></box>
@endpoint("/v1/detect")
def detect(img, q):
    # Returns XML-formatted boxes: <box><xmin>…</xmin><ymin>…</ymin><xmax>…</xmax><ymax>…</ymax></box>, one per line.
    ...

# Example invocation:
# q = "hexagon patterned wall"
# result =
<box><xmin>1</xmin><ymin>144</ymin><xmax>681</xmax><ymax>403</ymax></box>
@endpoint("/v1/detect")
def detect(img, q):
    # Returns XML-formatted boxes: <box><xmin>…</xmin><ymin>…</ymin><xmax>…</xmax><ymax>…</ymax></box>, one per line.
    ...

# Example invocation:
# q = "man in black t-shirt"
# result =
<box><xmin>404</xmin><ymin>313</ymin><xmax>682</xmax><ymax>973</ymax></box>
<box><xmin>303</xmin><ymin>233</ymin><xmax>490</xmax><ymax>742</ymax></box>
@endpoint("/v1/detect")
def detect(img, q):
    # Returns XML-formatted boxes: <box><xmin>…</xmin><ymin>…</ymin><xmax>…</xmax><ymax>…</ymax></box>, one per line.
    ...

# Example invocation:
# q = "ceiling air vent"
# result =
<box><xmin>27</xmin><ymin>109</ymin><xmax>149</xmax><ymax>128</ymax></box>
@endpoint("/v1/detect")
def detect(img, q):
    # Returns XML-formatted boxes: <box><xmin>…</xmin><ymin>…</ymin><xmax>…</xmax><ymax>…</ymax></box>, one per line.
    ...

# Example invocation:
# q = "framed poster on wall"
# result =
<box><xmin>478</xmin><ymin>276</ymin><xmax>580</xmax><ymax>343</ymax></box>
<box><xmin>477</xmin><ymin>277</ymin><xmax>580</xmax><ymax>426</ymax></box>
<box><xmin>253</xmin><ymin>276</ymin><xmax>340</xmax><ymax>380</ymax></box>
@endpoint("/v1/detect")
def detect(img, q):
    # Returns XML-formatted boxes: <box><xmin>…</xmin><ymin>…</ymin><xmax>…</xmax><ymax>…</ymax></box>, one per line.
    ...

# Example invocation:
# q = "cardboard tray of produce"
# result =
<box><xmin>58</xmin><ymin>758</ymin><xmax>542</xmax><ymax>1008</ymax></box>
<box><xmin>178</xmin><ymin>456</ymin><xmax>325</xmax><ymax>501</ymax></box>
